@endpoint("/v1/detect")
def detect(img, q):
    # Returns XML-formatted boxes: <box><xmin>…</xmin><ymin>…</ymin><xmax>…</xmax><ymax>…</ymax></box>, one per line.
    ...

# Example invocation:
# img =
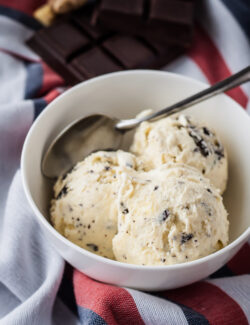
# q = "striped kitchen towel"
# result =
<box><xmin>0</xmin><ymin>0</ymin><xmax>249</xmax><ymax>324</ymax></box>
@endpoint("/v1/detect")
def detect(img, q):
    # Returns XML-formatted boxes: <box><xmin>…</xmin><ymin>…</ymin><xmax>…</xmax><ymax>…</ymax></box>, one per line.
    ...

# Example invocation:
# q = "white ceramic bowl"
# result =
<box><xmin>21</xmin><ymin>70</ymin><xmax>250</xmax><ymax>291</ymax></box>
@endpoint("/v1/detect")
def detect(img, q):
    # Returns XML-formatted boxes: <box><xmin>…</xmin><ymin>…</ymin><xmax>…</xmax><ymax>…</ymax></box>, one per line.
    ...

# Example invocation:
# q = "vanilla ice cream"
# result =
<box><xmin>50</xmin><ymin>150</ymin><xmax>142</xmax><ymax>259</ymax></box>
<box><xmin>131</xmin><ymin>114</ymin><xmax>228</xmax><ymax>193</ymax></box>
<box><xmin>113</xmin><ymin>164</ymin><xmax>229</xmax><ymax>265</ymax></box>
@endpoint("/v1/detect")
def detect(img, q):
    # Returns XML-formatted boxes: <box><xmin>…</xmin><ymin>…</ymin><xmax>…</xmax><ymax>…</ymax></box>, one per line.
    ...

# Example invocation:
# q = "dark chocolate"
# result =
<box><xmin>188</xmin><ymin>130</ymin><xmax>210</xmax><ymax>157</ymax></box>
<box><xmin>159</xmin><ymin>209</ymin><xmax>170</xmax><ymax>222</ymax></box>
<box><xmin>56</xmin><ymin>185</ymin><xmax>68</xmax><ymax>200</ymax></box>
<box><xmin>181</xmin><ymin>233</ymin><xmax>193</xmax><ymax>244</ymax></box>
<box><xmin>92</xmin><ymin>0</ymin><xmax>195</xmax><ymax>47</ymax></box>
<box><xmin>27</xmin><ymin>4</ymin><xmax>183</xmax><ymax>85</ymax></box>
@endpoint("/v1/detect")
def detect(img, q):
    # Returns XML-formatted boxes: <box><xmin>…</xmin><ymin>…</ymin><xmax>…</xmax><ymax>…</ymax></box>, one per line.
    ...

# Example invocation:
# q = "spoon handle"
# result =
<box><xmin>116</xmin><ymin>65</ymin><xmax>250</xmax><ymax>130</ymax></box>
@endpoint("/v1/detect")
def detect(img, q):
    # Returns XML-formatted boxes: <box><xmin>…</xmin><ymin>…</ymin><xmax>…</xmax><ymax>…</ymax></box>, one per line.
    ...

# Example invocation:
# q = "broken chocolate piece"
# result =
<box><xmin>93</xmin><ymin>0</ymin><xmax>195</xmax><ymax>47</ymax></box>
<box><xmin>27</xmin><ymin>3</ymin><xmax>183</xmax><ymax>85</ymax></box>
<box><xmin>159</xmin><ymin>209</ymin><xmax>170</xmax><ymax>222</ymax></box>
<box><xmin>188</xmin><ymin>130</ymin><xmax>210</xmax><ymax>157</ymax></box>
<box><xmin>86</xmin><ymin>243</ymin><xmax>99</xmax><ymax>251</ymax></box>
<box><xmin>56</xmin><ymin>185</ymin><xmax>68</xmax><ymax>199</ymax></box>
<box><xmin>181</xmin><ymin>233</ymin><xmax>194</xmax><ymax>244</ymax></box>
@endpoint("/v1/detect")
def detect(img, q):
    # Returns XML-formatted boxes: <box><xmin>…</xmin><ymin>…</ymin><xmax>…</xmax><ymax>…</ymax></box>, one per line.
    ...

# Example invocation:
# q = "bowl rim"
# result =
<box><xmin>21</xmin><ymin>69</ymin><xmax>250</xmax><ymax>271</ymax></box>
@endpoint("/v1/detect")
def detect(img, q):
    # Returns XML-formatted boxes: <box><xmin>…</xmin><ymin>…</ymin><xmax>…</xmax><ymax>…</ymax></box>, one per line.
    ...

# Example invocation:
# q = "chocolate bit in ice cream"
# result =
<box><xmin>181</xmin><ymin>233</ymin><xmax>194</xmax><ymax>244</ymax></box>
<box><xmin>215</xmin><ymin>148</ymin><xmax>225</xmax><ymax>160</ymax></box>
<box><xmin>203</xmin><ymin>127</ymin><xmax>211</xmax><ymax>136</ymax></box>
<box><xmin>120</xmin><ymin>202</ymin><xmax>129</xmax><ymax>214</ymax></box>
<box><xmin>154</xmin><ymin>186</ymin><xmax>159</xmax><ymax>191</ymax></box>
<box><xmin>159</xmin><ymin>209</ymin><xmax>170</xmax><ymax>222</ymax></box>
<box><xmin>86</xmin><ymin>243</ymin><xmax>99</xmax><ymax>251</ymax></box>
<box><xmin>188</xmin><ymin>130</ymin><xmax>210</xmax><ymax>157</ymax></box>
<box><xmin>56</xmin><ymin>185</ymin><xmax>68</xmax><ymax>200</ymax></box>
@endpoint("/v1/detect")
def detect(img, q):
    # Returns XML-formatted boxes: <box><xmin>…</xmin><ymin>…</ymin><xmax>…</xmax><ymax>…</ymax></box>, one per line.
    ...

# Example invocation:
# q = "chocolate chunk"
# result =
<box><xmin>56</xmin><ymin>185</ymin><xmax>68</xmax><ymax>199</ymax></box>
<box><xmin>206</xmin><ymin>188</ymin><xmax>212</xmax><ymax>193</ymax></box>
<box><xmin>188</xmin><ymin>130</ymin><xmax>210</xmax><ymax>157</ymax></box>
<box><xmin>203</xmin><ymin>127</ymin><xmax>211</xmax><ymax>136</ymax></box>
<box><xmin>86</xmin><ymin>243</ymin><xmax>99</xmax><ymax>251</ymax></box>
<box><xmin>159</xmin><ymin>209</ymin><xmax>170</xmax><ymax>222</ymax></box>
<box><xmin>215</xmin><ymin>149</ymin><xmax>225</xmax><ymax>160</ymax></box>
<box><xmin>181</xmin><ymin>233</ymin><xmax>194</xmax><ymax>244</ymax></box>
<box><xmin>93</xmin><ymin>0</ymin><xmax>195</xmax><ymax>47</ymax></box>
<box><xmin>154</xmin><ymin>186</ymin><xmax>159</xmax><ymax>191</ymax></box>
<box><xmin>27</xmin><ymin>3</ymin><xmax>183</xmax><ymax>85</ymax></box>
<box><xmin>104</xmin><ymin>166</ymin><xmax>111</xmax><ymax>171</ymax></box>
<box><xmin>122</xmin><ymin>208</ymin><xmax>129</xmax><ymax>214</ymax></box>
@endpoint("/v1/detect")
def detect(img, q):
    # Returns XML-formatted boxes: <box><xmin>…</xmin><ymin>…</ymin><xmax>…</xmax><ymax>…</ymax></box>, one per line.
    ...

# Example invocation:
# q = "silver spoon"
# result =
<box><xmin>42</xmin><ymin>66</ymin><xmax>250</xmax><ymax>179</ymax></box>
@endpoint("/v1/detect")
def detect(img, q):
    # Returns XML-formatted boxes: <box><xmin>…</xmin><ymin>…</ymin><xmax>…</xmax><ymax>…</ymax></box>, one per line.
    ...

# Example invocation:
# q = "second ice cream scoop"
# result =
<box><xmin>42</xmin><ymin>66</ymin><xmax>250</xmax><ymax>179</ymax></box>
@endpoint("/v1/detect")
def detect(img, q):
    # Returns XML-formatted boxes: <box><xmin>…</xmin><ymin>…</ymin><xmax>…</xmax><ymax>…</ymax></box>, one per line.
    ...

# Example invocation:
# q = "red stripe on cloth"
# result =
<box><xmin>227</xmin><ymin>243</ymin><xmax>250</xmax><ymax>275</ymax></box>
<box><xmin>73</xmin><ymin>270</ymin><xmax>145</xmax><ymax>325</ymax></box>
<box><xmin>0</xmin><ymin>0</ymin><xmax>45</xmax><ymax>15</ymax></box>
<box><xmin>164</xmin><ymin>281</ymin><xmax>248</xmax><ymax>325</ymax></box>
<box><xmin>188</xmin><ymin>27</ymin><xmax>248</xmax><ymax>108</ymax></box>
<box><xmin>38</xmin><ymin>62</ymin><xmax>64</xmax><ymax>96</ymax></box>
<box><xmin>43</xmin><ymin>89</ymin><xmax>62</xmax><ymax>103</ymax></box>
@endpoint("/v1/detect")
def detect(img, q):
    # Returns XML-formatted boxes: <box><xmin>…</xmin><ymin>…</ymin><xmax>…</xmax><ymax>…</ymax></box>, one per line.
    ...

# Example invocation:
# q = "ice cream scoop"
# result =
<box><xmin>50</xmin><ymin>150</ymin><xmax>143</xmax><ymax>259</ymax></box>
<box><xmin>131</xmin><ymin>114</ymin><xmax>228</xmax><ymax>193</ymax></box>
<box><xmin>42</xmin><ymin>66</ymin><xmax>250</xmax><ymax>179</ymax></box>
<box><xmin>113</xmin><ymin>163</ymin><xmax>229</xmax><ymax>266</ymax></box>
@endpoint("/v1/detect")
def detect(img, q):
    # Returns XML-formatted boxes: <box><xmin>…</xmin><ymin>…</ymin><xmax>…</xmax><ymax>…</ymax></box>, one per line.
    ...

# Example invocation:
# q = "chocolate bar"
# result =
<box><xmin>92</xmin><ymin>0</ymin><xmax>195</xmax><ymax>47</ymax></box>
<box><xmin>27</xmin><ymin>5</ymin><xmax>182</xmax><ymax>85</ymax></box>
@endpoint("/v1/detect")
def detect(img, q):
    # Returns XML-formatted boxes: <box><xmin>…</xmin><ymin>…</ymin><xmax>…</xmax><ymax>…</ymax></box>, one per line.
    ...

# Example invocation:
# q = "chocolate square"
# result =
<box><xmin>100</xmin><ymin>0</ymin><xmax>143</xmax><ymax>16</ymax></box>
<box><xmin>149</xmin><ymin>0</ymin><xmax>194</xmax><ymax>25</ymax></box>
<box><xmin>71</xmin><ymin>47</ymin><xmax>122</xmax><ymax>79</ymax></box>
<box><xmin>103</xmin><ymin>36</ymin><xmax>156</xmax><ymax>69</ymax></box>
<box><xmin>38</xmin><ymin>22</ymin><xmax>90</xmax><ymax>60</ymax></box>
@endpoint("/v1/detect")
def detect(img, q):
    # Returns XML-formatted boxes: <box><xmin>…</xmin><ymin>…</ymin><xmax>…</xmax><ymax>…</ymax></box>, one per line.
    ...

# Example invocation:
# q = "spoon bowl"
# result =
<box><xmin>42</xmin><ymin>114</ymin><xmax>122</xmax><ymax>178</ymax></box>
